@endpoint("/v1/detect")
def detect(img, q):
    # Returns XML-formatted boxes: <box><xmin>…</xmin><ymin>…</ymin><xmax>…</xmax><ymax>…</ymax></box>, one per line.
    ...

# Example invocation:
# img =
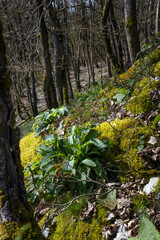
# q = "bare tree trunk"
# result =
<box><xmin>0</xmin><ymin>19</ymin><xmax>44</xmax><ymax>240</ymax></box>
<box><xmin>124</xmin><ymin>0</ymin><xmax>140</xmax><ymax>64</ymax></box>
<box><xmin>31</xmin><ymin>71</ymin><xmax>38</xmax><ymax>116</ymax></box>
<box><xmin>36</xmin><ymin>0</ymin><xmax>58</xmax><ymax>109</ymax></box>
<box><xmin>110</xmin><ymin>1</ymin><xmax>124</xmax><ymax>72</ymax></box>
<box><xmin>102</xmin><ymin>0</ymin><xmax>121</xmax><ymax>74</ymax></box>
<box><xmin>156</xmin><ymin>0</ymin><xmax>160</xmax><ymax>34</ymax></box>
<box><xmin>30</xmin><ymin>42</ymin><xmax>38</xmax><ymax>116</ymax></box>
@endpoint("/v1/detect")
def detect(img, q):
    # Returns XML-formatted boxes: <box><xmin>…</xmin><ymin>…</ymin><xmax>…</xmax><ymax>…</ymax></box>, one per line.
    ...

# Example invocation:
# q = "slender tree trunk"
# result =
<box><xmin>0</xmin><ymin>19</ymin><xmax>44</xmax><ymax>240</ymax></box>
<box><xmin>102</xmin><ymin>0</ymin><xmax>121</xmax><ymax>74</ymax></box>
<box><xmin>110</xmin><ymin>1</ymin><xmax>124</xmax><ymax>72</ymax></box>
<box><xmin>48</xmin><ymin>9</ymin><xmax>63</xmax><ymax>105</ymax></box>
<box><xmin>124</xmin><ymin>0</ymin><xmax>140</xmax><ymax>64</ymax></box>
<box><xmin>148</xmin><ymin>0</ymin><xmax>155</xmax><ymax>38</ymax></box>
<box><xmin>36</xmin><ymin>0</ymin><xmax>58</xmax><ymax>109</ymax></box>
<box><xmin>30</xmin><ymin>42</ymin><xmax>38</xmax><ymax>116</ymax></box>
<box><xmin>31</xmin><ymin>71</ymin><xmax>38</xmax><ymax>116</ymax></box>
<box><xmin>156</xmin><ymin>0</ymin><xmax>160</xmax><ymax>35</ymax></box>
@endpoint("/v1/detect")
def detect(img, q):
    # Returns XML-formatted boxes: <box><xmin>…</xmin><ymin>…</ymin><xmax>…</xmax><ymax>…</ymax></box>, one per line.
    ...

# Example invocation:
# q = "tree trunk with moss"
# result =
<box><xmin>0</xmin><ymin>20</ymin><xmax>44</xmax><ymax>240</ymax></box>
<box><xmin>124</xmin><ymin>0</ymin><xmax>140</xmax><ymax>64</ymax></box>
<box><xmin>102</xmin><ymin>0</ymin><xmax>121</xmax><ymax>74</ymax></box>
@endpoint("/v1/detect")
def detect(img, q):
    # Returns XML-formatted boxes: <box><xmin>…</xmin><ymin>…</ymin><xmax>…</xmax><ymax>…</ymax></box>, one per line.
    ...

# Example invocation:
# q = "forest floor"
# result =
<box><xmin>20</xmin><ymin>50</ymin><xmax>160</xmax><ymax>240</ymax></box>
<box><xmin>19</xmin><ymin>62</ymin><xmax>107</xmax><ymax>136</ymax></box>
<box><xmin>36</xmin><ymin>62</ymin><xmax>107</xmax><ymax>114</ymax></box>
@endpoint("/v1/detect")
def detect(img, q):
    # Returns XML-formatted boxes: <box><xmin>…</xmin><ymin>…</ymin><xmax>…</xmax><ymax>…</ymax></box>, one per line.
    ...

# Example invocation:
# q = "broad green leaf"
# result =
<box><xmin>128</xmin><ymin>238</ymin><xmax>140</xmax><ymax>240</ymax></box>
<box><xmin>81</xmin><ymin>159</ymin><xmax>96</xmax><ymax>167</ymax></box>
<box><xmin>40</xmin><ymin>153</ymin><xmax>55</xmax><ymax>167</ymax></box>
<box><xmin>42</xmin><ymin>162</ymin><xmax>54</xmax><ymax>173</ymax></box>
<box><xmin>82</xmin><ymin>128</ymin><xmax>97</xmax><ymax>142</ymax></box>
<box><xmin>86</xmin><ymin>150</ymin><xmax>101</xmax><ymax>157</ymax></box>
<box><xmin>38</xmin><ymin>144</ymin><xmax>52</xmax><ymax>156</ymax></box>
<box><xmin>113</xmin><ymin>93</ymin><xmax>125</xmax><ymax>103</ymax></box>
<box><xmin>67</xmin><ymin>135</ymin><xmax>74</xmax><ymax>145</ymax></box>
<box><xmin>97</xmin><ymin>189</ymin><xmax>117</xmax><ymax>210</ymax></box>
<box><xmin>70</xmin><ymin>125</ymin><xmax>76</xmax><ymax>135</ymax></box>
<box><xmin>45</xmin><ymin>134</ymin><xmax>55</xmax><ymax>142</ymax></box>
<box><xmin>81</xmin><ymin>172</ymin><xmax>87</xmax><ymax>184</ymax></box>
<box><xmin>138</xmin><ymin>216</ymin><xmax>160</xmax><ymax>240</ymax></box>
<box><xmin>72</xmin><ymin>168</ymin><xmax>76</xmax><ymax>176</ymax></box>
<box><xmin>63</xmin><ymin>160</ymin><xmax>74</xmax><ymax>171</ymax></box>
<box><xmin>89</xmin><ymin>138</ymin><xmax>106</xmax><ymax>150</ymax></box>
<box><xmin>152</xmin><ymin>114</ymin><xmax>160</xmax><ymax>128</ymax></box>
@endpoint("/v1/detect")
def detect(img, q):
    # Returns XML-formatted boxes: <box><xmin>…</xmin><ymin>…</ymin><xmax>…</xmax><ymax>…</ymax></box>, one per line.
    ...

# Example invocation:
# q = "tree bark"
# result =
<box><xmin>156</xmin><ymin>0</ymin><xmax>160</xmax><ymax>35</ymax></box>
<box><xmin>102</xmin><ymin>0</ymin><xmax>121</xmax><ymax>74</ymax></box>
<box><xmin>124</xmin><ymin>0</ymin><xmax>140</xmax><ymax>64</ymax></box>
<box><xmin>0</xmin><ymin>19</ymin><xmax>44</xmax><ymax>240</ymax></box>
<box><xmin>110</xmin><ymin>1</ymin><xmax>124</xmax><ymax>72</ymax></box>
<box><xmin>36</xmin><ymin>0</ymin><xmax>58</xmax><ymax>109</ymax></box>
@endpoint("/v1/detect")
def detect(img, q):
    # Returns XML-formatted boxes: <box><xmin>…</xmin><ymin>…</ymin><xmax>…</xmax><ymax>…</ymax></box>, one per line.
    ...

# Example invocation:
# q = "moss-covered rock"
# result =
<box><xmin>97</xmin><ymin>118</ymin><xmax>152</xmax><ymax>178</ymax></box>
<box><xmin>118</xmin><ymin>59</ymin><xmax>142</xmax><ymax>83</ymax></box>
<box><xmin>153</xmin><ymin>61</ymin><xmax>160</xmax><ymax>76</ymax></box>
<box><xmin>20</xmin><ymin>132</ymin><xmax>43</xmax><ymax>167</ymax></box>
<box><xmin>0</xmin><ymin>207</ymin><xmax>44</xmax><ymax>240</ymax></box>
<box><xmin>126</xmin><ymin>77</ymin><xmax>160</xmax><ymax>114</ymax></box>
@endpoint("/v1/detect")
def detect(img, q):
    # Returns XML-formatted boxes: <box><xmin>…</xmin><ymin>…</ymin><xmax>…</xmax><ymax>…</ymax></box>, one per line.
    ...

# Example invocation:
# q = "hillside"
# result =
<box><xmin>20</xmin><ymin>47</ymin><xmax>160</xmax><ymax>240</ymax></box>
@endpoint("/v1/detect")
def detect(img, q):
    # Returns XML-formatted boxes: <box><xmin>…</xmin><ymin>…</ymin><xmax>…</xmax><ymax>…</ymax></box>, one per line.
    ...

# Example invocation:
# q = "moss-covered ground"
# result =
<box><xmin>19</xmin><ymin>47</ymin><xmax>160</xmax><ymax>239</ymax></box>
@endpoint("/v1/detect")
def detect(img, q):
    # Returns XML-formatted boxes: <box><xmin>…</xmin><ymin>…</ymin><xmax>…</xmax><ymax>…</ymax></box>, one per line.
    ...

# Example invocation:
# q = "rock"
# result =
<box><xmin>148</xmin><ymin>136</ymin><xmax>158</xmax><ymax>145</ymax></box>
<box><xmin>143</xmin><ymin>177</ymin><xmax>159</xmax><ymax>195</ymax></box>
<box><xmin>42</xmin><ymin>227</ymin><xmax>49</xmax><ymax>238</ymax></box>
<box><xmin>106</xmin><ymin>211</ymin><xmax>116</xmax><ymax>221</ymax></box>
<box><xmin>113</xmin><ymin>220</ymin><xmax>128</xmax><ymax>240</ymax></box>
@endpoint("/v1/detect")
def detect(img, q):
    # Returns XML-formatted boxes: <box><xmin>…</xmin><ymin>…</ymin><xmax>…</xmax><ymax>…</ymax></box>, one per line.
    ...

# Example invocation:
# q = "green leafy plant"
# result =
<box><xmin>132</xmin><ymin>194</ymin><xmax>149</xmax><ymax>215</ymax></box>
<box><xmin>14</xmin><ymin>224</ymin><xmax>31</xmax><ymax>240</ymax></box>
<box><xmin>152</xmin><ymin>114</ymin><xmax>160</xmax><ymax>129</ymax></box>
<box><xmin>25</xmin><ymin>125</ymin><xmax>112</xmax><ymax>202</ymax></box>
<box><xmin>33</xmin><ymin>106</ymin><xmax>69</xmax><ymax>136</ymax></box>
<box><xmin>128</xmin><ymin>215</ymin><xmax>160</xmax><ymax>240</ymax></box>
<box><xmin>137</xmin><ymin>135</ymin><xmax>146</xmax><ymax>151</ymax></box>
<box><xmin>113</xmin><ymin>88</ymin><xmax>129</xmax><ymax>104</ymax></box>
<box><xmin>73</xmin><ymin>84</ymin><xmax>102</xmax><ymax>106</ymax></box>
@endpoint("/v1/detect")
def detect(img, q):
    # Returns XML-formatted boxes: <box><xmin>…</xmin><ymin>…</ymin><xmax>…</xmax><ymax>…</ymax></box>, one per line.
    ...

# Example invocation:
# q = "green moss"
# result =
<box><xmin>118</xmin><ymin>59</ymin><xmax>142</xmax><ymax>83</ymax></box>
<box><xmin>126</xmin><ymin>77</ymin><xmax>160</xmax><ymax>114</ymax></box>
<box><xmin>126</xmin><ymin>17</ymin><xmax>135</xmax><ymax>29</ymax></box>
<box><xmin>38</xmin><ymin>213</ymin><xmax>48</xmax><ymax>228</ymax></box>
<box><xmin>51</xmin><ymin>204</ymin><xmax>106</xmax><ymax>240</ymax></box>
<box><xmin>0</xmin><ymin>194</ymin><xmax>6</xmax><ymax>208</ymax></box>
<box><xmin>97</xmin><ymin>118</ymin><xmax>152</xmax><ymax>177</ymax></box>
<box><xmin>0</xmin><ymin>221</ymin><xmax>20</xmax><ymax>240</ymax></box>
<box><xmin>146</xmin><ymin>47</ymin><xmax>160</xmax><ymax>65</ymax></box>
<box><xmin>0</xmin><ymin>215</ymin><xmax>44</xmax><ymax>240</ymax></box>
<box><xmin>132</xmin><ymin>194</ymin><xmax>149</xmax><ymax>214</ymax></box>
<box><xmin>153</xmin><ymin>178</ymin><xmax>160</xmax><ymax>195</ymax></box>
<box><xmin>153</xmin><ymin>61</ymin><xmax>160</xmax><ymax>76</ymax></box>
<box><xmin>19</xmin><ymin>132</ymin><xmax>43</xmax><ymax>168</ymax></box>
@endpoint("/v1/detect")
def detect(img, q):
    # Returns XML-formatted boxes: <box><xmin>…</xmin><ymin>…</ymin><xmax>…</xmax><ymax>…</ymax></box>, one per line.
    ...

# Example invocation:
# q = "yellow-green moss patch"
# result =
<box><xmin>20</xmin><ymin>132</ymin><xmax>43</xmax><ymax>167</ymax></box>
<box><xmin>97</xmin><ymin>118</ymin><xmax>152</xmax><ymax>176</ymax></box>
<box><xmin>52</xmin><ymin>205</ymin><xmax>106</xmax><ymax>240</ymax></box>
<box><xmin>153</xmin><ymin>61</ymin><xmax>160</xmax><ymax>76</ymax></box>
<box><xmin>118</xmin><ymin>59</ymin><xmax>142</xmax><ymax>82</ymax></box>
<box><xmin>126</xmin><ymin>77</ymin><xmax>160</xmax><ymax>114</ymax></box>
